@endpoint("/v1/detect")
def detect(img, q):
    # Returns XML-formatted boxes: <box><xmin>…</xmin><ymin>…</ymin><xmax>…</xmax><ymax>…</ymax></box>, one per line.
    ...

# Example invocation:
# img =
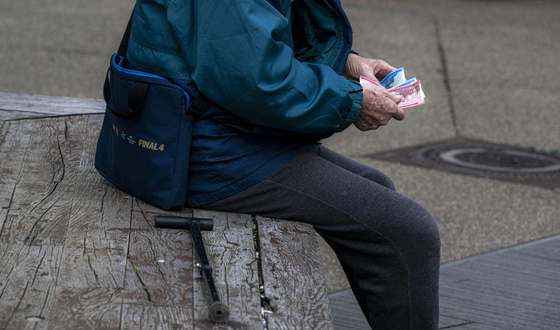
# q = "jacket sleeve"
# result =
<box><xmin>167</xmin><ymin>0</ymin><xmax>362</xmax><ymax>134</ymax></box>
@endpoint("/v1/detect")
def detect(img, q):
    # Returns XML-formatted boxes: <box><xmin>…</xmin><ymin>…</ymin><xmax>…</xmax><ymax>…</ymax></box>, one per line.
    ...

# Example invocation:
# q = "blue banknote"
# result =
<box><xmin>395</xmin><ymin>77</ymin><xmax>416</xmax><ymax>88</ymax></box>
<box><xmin>380</xmin><ymin>67</ymin><xmax>406</xmax><ymax>89</ymax></box>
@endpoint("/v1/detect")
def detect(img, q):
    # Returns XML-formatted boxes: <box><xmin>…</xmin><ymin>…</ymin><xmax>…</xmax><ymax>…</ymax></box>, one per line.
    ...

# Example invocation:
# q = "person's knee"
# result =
<box><xmin>376</xmin><ymin>197</ymin><xmax>440</xmax><ymax>263</ymax></box>
<box><xmin>365</xmin><ymin>168</ymin><xmax>396</xmax><ymax>191</ymax></box>
<box><xmin>409</xmin><ymin>203</ymin><xmax>440</xmax><ymax>261</ymax></box>
<box><xmin>380</xmin><ymin>173</ymin><xmax>396</xmax><ymax>191</ymax></box>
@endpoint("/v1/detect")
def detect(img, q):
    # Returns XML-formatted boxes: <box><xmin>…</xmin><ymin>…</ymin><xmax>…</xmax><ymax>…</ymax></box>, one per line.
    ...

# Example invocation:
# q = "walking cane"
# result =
<box><xmin>155</xmin><ymin>215</ymin><xmax>230</xmax><ymax>323</ymax></box>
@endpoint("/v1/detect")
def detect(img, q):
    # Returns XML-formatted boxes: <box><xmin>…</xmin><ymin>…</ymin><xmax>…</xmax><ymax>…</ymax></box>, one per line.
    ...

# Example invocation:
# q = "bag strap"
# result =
<box><xmin>106</xmin><ymin>6</ymin><xmax>213</xmax><ymax>117</ymax></box>
<box><xmin>102</xmin><ymin>10</ymin><xmax>133</xmax><ymax>105</ymax></box>
<box><xmin>117</xmin><ymin>9</ymin><xmax>134</xmax><ymax>57</ymax></box>
<box><xmin>187</xmin><ymin>94</ymin><xmax>213</xmax><ymax>116</ymax></box>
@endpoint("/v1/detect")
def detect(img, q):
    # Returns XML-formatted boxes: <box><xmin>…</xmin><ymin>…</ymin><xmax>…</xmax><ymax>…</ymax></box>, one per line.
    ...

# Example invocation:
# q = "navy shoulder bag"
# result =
<box><xmin>95</xmin><ymin>8</ymin><xmax>210</xmax><ymax>210</ymax></box>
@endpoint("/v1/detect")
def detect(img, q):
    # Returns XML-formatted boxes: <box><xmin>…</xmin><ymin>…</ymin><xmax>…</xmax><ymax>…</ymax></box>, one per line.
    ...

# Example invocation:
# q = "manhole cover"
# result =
<box><xmin>368</xmin><ymin>139</ymin><xmax>560</xmax><ymax>188</ymax></box>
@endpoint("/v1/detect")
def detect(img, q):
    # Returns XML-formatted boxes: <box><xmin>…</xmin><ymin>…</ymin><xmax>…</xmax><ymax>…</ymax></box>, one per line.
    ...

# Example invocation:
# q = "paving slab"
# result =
<box><xmin>330</xmin><ymin>234</ymin><xmax>560</xmax><ymax>330</ymax></box>
<box><xmin>440</xmin><ymin>18</ymin><xmax>560</xmax><ymax>150</ymax></box>
<box><xmin>0</xmin><ymin>0</ymin><xmax>131</xmax><ymax>99</ymax></box>
<box><xmin>343</xmin><ymin>0</ymin><xmax>560</xmax><ymax>29</ymax></box>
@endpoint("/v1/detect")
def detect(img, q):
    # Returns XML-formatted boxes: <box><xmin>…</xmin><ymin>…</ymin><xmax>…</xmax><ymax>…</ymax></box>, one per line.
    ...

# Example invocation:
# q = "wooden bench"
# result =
<box><xmin>0</xmin><ymin>92</ymin><xmax>334</xmax><ymax>329</ymax></box>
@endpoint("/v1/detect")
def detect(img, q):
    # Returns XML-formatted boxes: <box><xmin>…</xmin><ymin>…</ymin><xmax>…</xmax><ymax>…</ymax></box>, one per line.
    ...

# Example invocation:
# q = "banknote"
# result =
<box><xmin>360</xmin><ymin>75</ymin><xmax>425</xmax><ymax>109</ymax></box>
<box><xmin>394</xmin><ymin>77</ymin><xmax>426</xmax><ymax>99</ymax></box>
<box><xmin>395</xmin><ymin>77</ymin><xmax>416</xmax><ymax>87</ymax></box>
<box><xmin>387</xmin><ymin>80</ymin><xmax>425</xmax><ymax>108</ymax></box>
<box><xmin>379</xmin><ymin>67</ymin><xmax>406</xmax><ymax>89</ymax></box>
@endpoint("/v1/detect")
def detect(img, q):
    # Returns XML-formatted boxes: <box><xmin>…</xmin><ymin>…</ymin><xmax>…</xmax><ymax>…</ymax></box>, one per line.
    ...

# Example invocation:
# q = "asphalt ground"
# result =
<box><xmin>1</xmin><ymin>0</ymin><xmax>559</xmax><ymax>293</ymax></box>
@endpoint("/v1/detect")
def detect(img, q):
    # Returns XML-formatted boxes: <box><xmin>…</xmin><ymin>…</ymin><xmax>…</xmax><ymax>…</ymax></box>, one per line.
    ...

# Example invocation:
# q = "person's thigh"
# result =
<box><xmin>314</xmin><ymin>145</ymin><xmax>396</xmax><ymax>191</ymax></box>
<box><xmin>201</xmin><ymin>146</ymin><xmax>438</xmax><ymax>263</ymax></box>
<box><xmin>201</xmin><ymin>145</ymin><xmax>440</xmax><ymax>329</ymax></box>
<box><xmin>203</xmin><ymin>145</ymin><xmax>430</xmax><ymax>240</ymax></box>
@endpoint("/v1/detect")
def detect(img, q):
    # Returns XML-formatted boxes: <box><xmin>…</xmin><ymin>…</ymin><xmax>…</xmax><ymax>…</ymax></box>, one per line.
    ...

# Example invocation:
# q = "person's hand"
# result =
<box><xmin>344</xmin><ymin>53</ymin><xmax>404</xmax><ymax>130</ymax></box>
<box><xmin>344</xmin><ymin>53</ymin><xmax>396</xmax><ymax>84</ymax></box>
<box><xmin>354</xmin><ymin>80</ymin><xmax>404</xmax><ymax>131</ymax></box>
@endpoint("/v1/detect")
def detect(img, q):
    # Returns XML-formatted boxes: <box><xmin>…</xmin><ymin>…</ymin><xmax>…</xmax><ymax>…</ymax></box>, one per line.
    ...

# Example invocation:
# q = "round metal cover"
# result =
<box><xmin>437</xmin><ymin>148</ymin><xmax>560</xmax><ymax>173</ymax></box>
<box><xmin>413</xmin><ymin>142</ymin><xmax>560</xmax><ymax>186</ymax></box>
<box><xmin>368</xmin><ymin>139</ymin><xmax>560</xmax><ymax>188</ymax></box>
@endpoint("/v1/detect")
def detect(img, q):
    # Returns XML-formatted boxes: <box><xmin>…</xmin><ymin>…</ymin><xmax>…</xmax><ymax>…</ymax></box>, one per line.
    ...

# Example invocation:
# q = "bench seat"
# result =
<box><xmin>0</xmin><ymin>92</ymin><xmax>334</xmax><ymax>329</ymax></box>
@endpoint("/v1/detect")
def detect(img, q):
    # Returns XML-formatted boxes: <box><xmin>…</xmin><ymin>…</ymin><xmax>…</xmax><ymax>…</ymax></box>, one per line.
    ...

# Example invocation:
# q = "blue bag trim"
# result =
<box><xmin>110</xmin><ymin>54</ymin><xmax>191</xmax><ymax>106</ymax></box>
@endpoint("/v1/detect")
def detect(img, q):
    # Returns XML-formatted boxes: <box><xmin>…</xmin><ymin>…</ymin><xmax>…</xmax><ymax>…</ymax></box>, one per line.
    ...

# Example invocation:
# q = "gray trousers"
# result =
<box><xmin>202</xmin><ymin>145</ymin><xmax>440</xmax><ymax>329</ymax></box>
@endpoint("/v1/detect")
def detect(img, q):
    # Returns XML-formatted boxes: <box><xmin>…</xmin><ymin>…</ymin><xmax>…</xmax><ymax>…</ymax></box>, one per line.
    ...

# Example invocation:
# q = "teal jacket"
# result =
<box><xmin>127</xmin><ymin>0</ymin><xmax>363</xmax><ymax>206</ymax></box>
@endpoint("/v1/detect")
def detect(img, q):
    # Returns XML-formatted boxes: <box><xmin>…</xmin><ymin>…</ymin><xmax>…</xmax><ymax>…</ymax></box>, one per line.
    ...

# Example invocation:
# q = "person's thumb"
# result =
<box><xmin>361</xmin><ymin>67</ymin><xmax>380</xmax><ymax>83</ymax></box>
<box><xmin>387</xmin><ymin>91</ymin><xmax>402</xmax><ymax>104</ymax></box>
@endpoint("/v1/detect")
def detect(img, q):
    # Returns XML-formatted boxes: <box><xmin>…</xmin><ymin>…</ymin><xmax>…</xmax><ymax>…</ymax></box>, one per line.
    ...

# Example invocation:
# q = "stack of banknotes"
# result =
<box><xmin>360</xmin><ymin>67</ymin><xmax>425</xmax><ymax>108</ymax></box>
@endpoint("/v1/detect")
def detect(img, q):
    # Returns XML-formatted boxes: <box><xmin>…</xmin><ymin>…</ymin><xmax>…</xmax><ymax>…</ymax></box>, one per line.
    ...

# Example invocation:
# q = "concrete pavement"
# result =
<box><xmin>1</xmin><ymin>0</ymin><xmax>559</xmax><ymax>294</ymax></box>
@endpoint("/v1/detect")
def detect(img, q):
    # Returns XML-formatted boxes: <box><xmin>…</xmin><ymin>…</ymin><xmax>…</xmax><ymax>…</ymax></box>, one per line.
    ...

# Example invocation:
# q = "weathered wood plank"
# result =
<box><xmin>0</xmin><ymin>110</ymin><xmax>30</xmax><ymax>122</ymax></box>
<box><xmin>0</xmin><ymin>117</ymin><xmax>80</xmax><ymax>246</ymax></box>
<box><xmin>120</xmin><ymin>305</ymin><xmax>194</xmax><ymax>330</ymax></box>
<box><xmin>191</xmin><ymin>210</ymin><xmax>262</xmax><ymax>329</ymax></box>
<box><xmin>0</xmin><ymin>245</ymin><xmax>62</xmax><ymax>330</ymax></box>
<box><xmin>438</xmin><ymin>315</ymin><xmax>474</xmax><ymax>329</ymax></box>
<box><xmin>0</xmin><ymin>120</ymin><xmax>31</xmax><ymax>240</ymax></box>
<box><xmin>257</xmin><ymin>217</ymin><xmax>333</xmax><ymax>330</ymax></box>
<box><xmin>0</xmin><ymin>118</ymin><xmax>73</xmax><ymax>329</ymax></box>
<box><xmin>120</xmin><ymin>227</ymin><xmax>195</xmax><ymax>329</ymax></box>
<box><xmin>56</xmin><ymin>179</ymin><xmax>132</xmax><ymax>288</ymax></box>
<box><xmin>0</xmin><ymin>110</ymin><xmax>73</xmax><ymax>122</ymax></box>
<box><xmin>123</xmin><ymin>227</ymin><xmax>195</xmax><ymax>308</ymax></box>
<box><xmin>0</xmin><ymin>115</ymin><xmax>128</xmax><ymax>328</ymax></box>
<box><xmin>0</xmin><ymin>121</ymin><xmax>33</xmax><ymax>207</ymax></box>
<box><xmin>57</xmin><ymin>115</ymin><xmax>131</xmax><ymax>289</ymax></box>
<box><xmin>0</xmin><ymin>92</ymin><xmax>105</xmax><ymax>117</ymax></box>
<box><xmin>117</xmin><ymin>201</ymin><xmax>196</xmax><ymax>328</ymax></box>
<box><xmin>38</xmin><ymin>287</ymin><xmax>122</xmax><ymax>330</ymax></box>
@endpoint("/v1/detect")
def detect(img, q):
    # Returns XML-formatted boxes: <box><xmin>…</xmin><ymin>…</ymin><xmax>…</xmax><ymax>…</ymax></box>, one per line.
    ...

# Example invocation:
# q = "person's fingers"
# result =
<box><xmin>392</xmin><ymin>106</ymin><xmax>405</xmax><ymax>121</ymax></box>
<box><xmin>383</xmin><ymin>91</ymin><xmax>404</xmax><ymax>121</ymax></box>
<box><xmin>373</xmin><ymin>60</ymin><xmax>397</xmax><ymax>79</ymax></box>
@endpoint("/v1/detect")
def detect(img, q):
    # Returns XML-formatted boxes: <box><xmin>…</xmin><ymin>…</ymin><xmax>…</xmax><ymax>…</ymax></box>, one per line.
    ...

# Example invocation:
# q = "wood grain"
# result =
<box><xmin>41</xmin><ymin>287</ymin><xmax>122</xmax><ymax>330</ymax></box>
<box><xmin>0</xmin><ymin>92</ymin><xmax>104</xmax><ymax>118</ymax></box>
<box><xmin>120</xmin><ymin>305</ymin><xmax>194</xmax><ymax>330</ymax></box>
<box><xmin>57</xmin><ymin>115</ymin><xmax>131</xmax><ymax>289</ymax></box>
<box><xmin>0</xmin><ymin>117</ymin><xmax>78</xmax><ymax>246</ymax></box>
<box><xmin>0</xmin><ymin>245</ymin><xmax>61</xmax><ymax>330</ymax></box>
<box><xmin>0</xmin><ymin>120</ymin><xmax>30</xmax><ymax>233</ymax></box>
<box><xmin>257</xmin><ymin>217</ymin><xmax>333</xmax><ymax>330</ymax></box>
<box><xmin>123</xmin><ymin>227</ymin><xmax>194</xmax><ymax>308</ymax></box>
<box><xmin>191</xmin><ymin>210</ymin><xmax>262</xmax><ymax>330</ymax></box>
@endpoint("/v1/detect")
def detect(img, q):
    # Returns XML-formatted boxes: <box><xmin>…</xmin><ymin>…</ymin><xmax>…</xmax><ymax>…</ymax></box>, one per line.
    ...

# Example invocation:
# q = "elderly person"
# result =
<box><xmin>126</xmin><ymin>0</ymin><xmax>440</xmax><ymax>328</ymax></box>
